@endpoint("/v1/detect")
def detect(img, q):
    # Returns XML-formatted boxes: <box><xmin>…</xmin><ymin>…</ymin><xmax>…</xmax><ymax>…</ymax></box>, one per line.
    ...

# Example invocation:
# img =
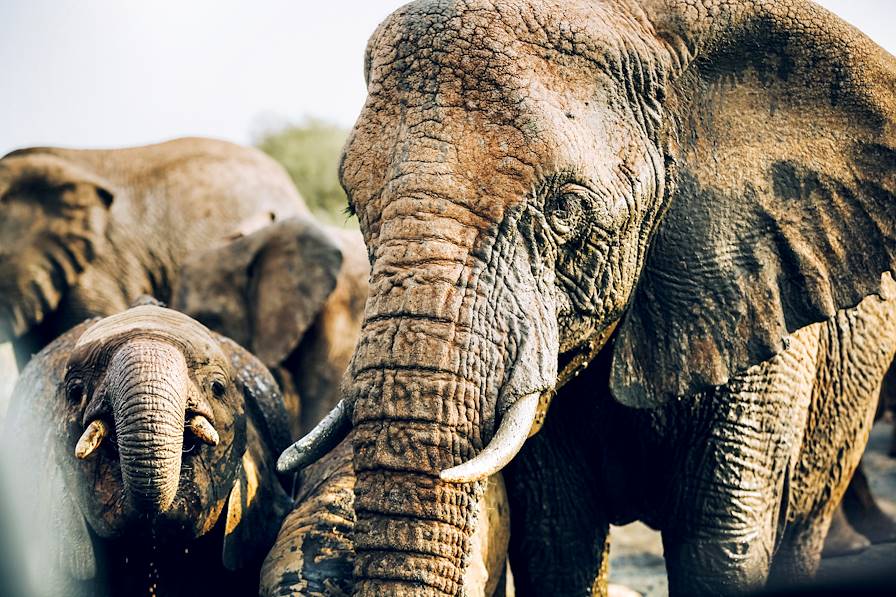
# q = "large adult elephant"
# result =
<box><xmin>0</xmin><ymin>137</ymin><xmax>305</xmax><ymax>368</ymax></box>
<box><xmin>280</xmin><ymin>0</ymin><xmax>896</xmax><ymax>595</ymax></box>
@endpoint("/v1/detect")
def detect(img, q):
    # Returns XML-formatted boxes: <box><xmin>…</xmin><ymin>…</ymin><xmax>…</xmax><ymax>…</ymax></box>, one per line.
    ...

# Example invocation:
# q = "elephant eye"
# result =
<box><xmin>547</xmin><ymin>185</ymin><xmax>586</xmax><ymax>239</ymax></box>
<box><xmin>66</xmin><ymin>380</ymin><xmax>85</xmax><ymax>403</ymax></box>
<box><xmin>210</xmin><ymin>379</ymin><xmax>227</xmax><ymax>398</ymax></box>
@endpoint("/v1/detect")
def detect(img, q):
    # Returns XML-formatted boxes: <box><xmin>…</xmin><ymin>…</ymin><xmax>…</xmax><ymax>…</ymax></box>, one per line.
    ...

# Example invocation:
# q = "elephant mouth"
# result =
<box><xmin>75</xmin><ymin>413</ymin><xmax>219</xmax><ymax>462</ymax></box>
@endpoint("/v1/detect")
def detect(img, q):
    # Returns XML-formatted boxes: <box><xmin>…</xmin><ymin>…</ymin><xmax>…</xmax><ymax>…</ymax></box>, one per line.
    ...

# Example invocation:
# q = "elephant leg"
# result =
<box><xmin>504</xmin><ymin>385</ymin><xmax>608</xmax><ymax>597</ymax></box>
<box><xmin>820</xmin><ymin>502</ymin><xmax>870</xmax><ymax>557</ymax></box>
<box><xmin>260</xmin><ymin>440</ymin><xmax>356</xmax><ymax>597</ymax></box>
<box><xmin>768</xmin><ymin>512</ymin><xmax>832</xmax><ymax>584</ymax></box>
<box><xmin>661</xmin><ymin>471</ymin><xmax>788</xmax><ymax>596</ymax></box>
<box><xmin>505</xmin><ymin>438</ymin><xmax>609</xmax><ymax>597</ymax></box>
<box><xmin>662</xmin><ymin>389</ymin><xmax>813</xmax><ymax>593</ymax></box>
<box><xmin>841</xmin><ymin>460</ymin><xmax>896</xmax><ymax>544</ymax></box>
<box><xmin>661</xmin><ymin>326</ymin><xmax>823</xmax><ymax>596</ymax></box>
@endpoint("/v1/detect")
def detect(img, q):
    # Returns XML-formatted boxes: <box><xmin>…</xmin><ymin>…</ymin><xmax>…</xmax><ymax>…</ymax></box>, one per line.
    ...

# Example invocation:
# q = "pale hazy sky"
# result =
<box><xmin>1</xmin><ymin>1</ymin><xmax>893</xmax><ymax>155</ymax></box>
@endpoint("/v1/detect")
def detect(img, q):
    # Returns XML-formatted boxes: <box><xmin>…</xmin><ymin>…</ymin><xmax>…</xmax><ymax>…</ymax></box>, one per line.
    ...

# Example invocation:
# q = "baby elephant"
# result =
<box><xmin>2</xmin><ymin>302</ymin><xmax>294</xmax><ymax>597</ymax></box>
<box><xmin>261</xmin><ymin>438</ymin><xmax>512</xmax><ymax>597</ymax></box>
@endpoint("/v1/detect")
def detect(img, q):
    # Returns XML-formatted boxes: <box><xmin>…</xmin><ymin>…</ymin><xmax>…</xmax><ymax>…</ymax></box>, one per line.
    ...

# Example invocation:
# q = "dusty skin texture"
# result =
<box><xmin>260</xmin><ymin>437</ymin><xmax>510</xmax><ymax>596</ymax></box>
<box><xmin>0</xmin><ymin>304</ymin><xmax>294</xmax><ymax>596</ymax></box>
<box><xmin>301</xmin><ymin>0</ymin><xmax>896</xmax><ymax>595</ymax></box>
<box><xmin>0</xmin><ymin>137</ymin><xmax>306</xmax><ymax>368</ymax></box>
<box><xmin>172</xmin><ymin>218</ymin><xmax>369</xmax><ymax>438</ymax></box>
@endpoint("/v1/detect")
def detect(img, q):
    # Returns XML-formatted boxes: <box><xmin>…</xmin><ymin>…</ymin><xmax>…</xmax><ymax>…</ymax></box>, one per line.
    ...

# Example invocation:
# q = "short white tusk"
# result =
<box><xmin>277</xmin><ymin>399</ymin><xmax>351</xmax><ymax>473</ymax></box>
<box><xmin>75</xmin><ymin>419</ymin><xmax>108</xmax><ymax>460</ymax></box>
<box><xmin>187</xmin><ymin>415</ymin><xmax>220</xmax><ymax>446</ymax></box>
<box><xmin>440</xmin><ymin>392</ymin><xmax>540</xmax><ymax>484</ymax></box>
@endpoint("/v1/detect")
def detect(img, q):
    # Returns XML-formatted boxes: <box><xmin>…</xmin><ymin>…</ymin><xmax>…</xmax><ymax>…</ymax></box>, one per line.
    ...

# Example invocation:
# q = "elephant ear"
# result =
<box><xmin>611</xmin><ymin>1</ymin><xmax>896</xmax><ymax>407</ymax></box>
<box><xmin>219</xmin><ymin>336</ymin><xmax>292</xmax><ymax>570</ymax></box>
<box><xmin>221</xmin><ymin>445</ymin><xmax>291</xmax><ymax>572</ymax></box>
<box><xmin>1</xmin><ymin>322</ymin><xmax>98</xmax><ymax>589</ymax></box>
<box><xmin>173</xmin><ymin>217</ymin><xmax>344</xmax><ymax>369</ymax></box>
<box><xmin>1</xmin><ymin>150</ymin><xmax>114</xmax><ymax>209</ymax></box>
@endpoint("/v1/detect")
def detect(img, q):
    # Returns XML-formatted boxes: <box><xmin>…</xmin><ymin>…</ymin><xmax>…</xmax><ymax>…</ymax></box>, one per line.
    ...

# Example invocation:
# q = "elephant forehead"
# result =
<box><xmin>77</xmin><ymin>305</ymin><xmax>222</xmax><ymax>359</ymax></box>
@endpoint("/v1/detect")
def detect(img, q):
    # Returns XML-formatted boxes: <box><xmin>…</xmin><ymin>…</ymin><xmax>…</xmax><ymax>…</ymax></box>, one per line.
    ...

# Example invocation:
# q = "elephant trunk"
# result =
<box><xmin>107</xmin><ymin>338</ymin><xmax>189</xmax><ymax>514</ymax></box>
<box><xmin>350</xmin><ymin>325</ymin><xmax>485</xmax><ymax>596</ymax></box>
<box><xmin>344</xmin><ymin>201</ymin><xmax>557</xmax><ymax>595</ymax></box>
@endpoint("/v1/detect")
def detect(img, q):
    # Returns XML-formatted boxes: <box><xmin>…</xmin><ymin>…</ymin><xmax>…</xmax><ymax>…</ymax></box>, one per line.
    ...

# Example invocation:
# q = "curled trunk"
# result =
<box><xmin>107</xmin><ymin>339</ymin><xmax>188</xmax><ymax>514</ymax></box>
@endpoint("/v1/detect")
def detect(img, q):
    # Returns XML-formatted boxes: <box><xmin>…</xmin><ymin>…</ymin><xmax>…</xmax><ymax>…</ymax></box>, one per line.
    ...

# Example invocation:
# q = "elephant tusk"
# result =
<box><xmin>187</xmin><ymin>415</ymin><xmax>219</xmax><ymax>446</ymax></box>
<box><xmin>75</xmin><ymin>419</ymin><xmax>108</xmax><ymax>460</ymax></box>
<box><xmin>277</xmin><ymin>399</ymin><xmax>351</xmax><ymax>473</ymax></box>
<box><xmin>440</xmin><ymin>392</ymin><xmax>539</xmax><ymax>484</ymax></box>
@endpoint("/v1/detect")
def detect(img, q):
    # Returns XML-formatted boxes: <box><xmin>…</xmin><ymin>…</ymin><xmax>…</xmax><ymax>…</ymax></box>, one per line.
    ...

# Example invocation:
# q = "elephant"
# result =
<box><xmin>171</xmin><ymin>216</ymin><xmax>369</xmax><ymax>437</ymax></box>
<box><xmin>0</xmin><ymin>137</ymin><xmax>306</xmax><ymax>369</ymax></box>
<box><xmin>260</xmin><ymin>437</ymin><xmax>512</xmax><ymax>597</ymax></box>
<box><xmin>823</xmin><ymin>370</ymin><xmax>896</xmax><ymax>556</ymax></box>
<box><xmin>1</xmin><ymin>300</ymin><xmax>294</xmax><ymax>596</ymax></box>
<box><xmin>278</xmin><ymin>1</ymin><xmax>896</xmax><ymax>595</ymax></box>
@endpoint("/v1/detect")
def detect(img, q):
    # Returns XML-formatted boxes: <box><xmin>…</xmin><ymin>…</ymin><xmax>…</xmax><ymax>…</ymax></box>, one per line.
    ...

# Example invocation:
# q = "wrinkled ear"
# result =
<box><xmin>2</xmin><ymin>151</ymin><xmax>114</xmax><ymax>209</ymax></box>
<box><xmin>220</xmin><ymin>338</ymin><xmax>293</xmax><ymax>570</ymax></box>
<box><xmin>612</xmin><ymin>1</ymin><xmax>896</xmax><ymax>407</ymax></box>
<box><xmin>221</xmin><ymin>444</ymin><xmax>291</xmax><ymax>571</ymax></box>
<box><xmin>174</xmin><ymin>217</ymin><xmax>343</xmax><ymax>369</ymax></box>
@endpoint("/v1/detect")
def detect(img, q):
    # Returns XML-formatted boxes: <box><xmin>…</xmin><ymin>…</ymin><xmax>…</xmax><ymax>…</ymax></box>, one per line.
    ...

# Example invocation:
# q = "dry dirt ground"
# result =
<box><xmin>607</xmin><ymin>421</ymin><xmax>896</xmax><ymax>596</ymax></box>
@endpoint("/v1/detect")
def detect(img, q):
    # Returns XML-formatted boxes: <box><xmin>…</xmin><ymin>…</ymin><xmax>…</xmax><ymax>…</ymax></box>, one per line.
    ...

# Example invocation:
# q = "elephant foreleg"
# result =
<box><xmin>661</xmin><ymin>332</ymin><xmax>819</xmax><ymax>596</ymax></box>
<box><xmin>504</xmin><ymin>385</ymin><xmax>609</xmax><ymax>597</ymax></box>
<box><xmin>842</xmin><ymin>460</ymin><xmax>896</xmax><ymax>544</ymax></box>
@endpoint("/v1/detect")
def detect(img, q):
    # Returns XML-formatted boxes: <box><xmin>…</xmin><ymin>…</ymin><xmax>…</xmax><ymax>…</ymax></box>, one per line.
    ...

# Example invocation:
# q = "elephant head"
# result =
<box><xmin>280</xmin><ymin>0</ymin><xmax>896</xmax><ymax>594</ymax></box>
<box><xmin>3</xmin><ymin>302</ymin><xmax>292</xmax><ymax>594</ymax></box>
<box><xmin>172</xmin><ymin>216</ymin><xmax>366</xmax><ymax>434</ymax></box>
<box><xmin>0</xmin><ymin>150</ymin><xmax>114</xmax><ymax>345</ymax></box>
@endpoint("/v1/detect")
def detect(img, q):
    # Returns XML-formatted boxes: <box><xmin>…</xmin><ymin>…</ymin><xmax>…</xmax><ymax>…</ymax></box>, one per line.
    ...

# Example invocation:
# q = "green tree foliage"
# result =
<box><xmin>255</xmin><ymin>118</ymin><xmax>356</xmax><ymax>227</ymax></box>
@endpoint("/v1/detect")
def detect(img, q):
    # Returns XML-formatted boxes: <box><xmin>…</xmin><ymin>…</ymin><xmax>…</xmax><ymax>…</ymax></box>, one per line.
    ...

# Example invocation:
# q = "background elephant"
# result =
<box><xmin>280</xmin><ymin>0</ymin><xmax>896</xmax><ymax>595</ymax></box>
<box><xmin>262</xmin><ymin>438</ymin><xmax>511</xmax><ymax>597</ymax></box>
<box><xmin>0</xmin><ymin>137</ymin><xmax>306</xmax><ymax>372</ymax></box>
<box><xmin>1</xmin><ymin>301</ymin><xmax>293</xmax><ymax>596</ymax></box>
<box><xmin>824</xmin><ymin>368</ymin><xmax>896</xmax><ymax>556</ymax></box>
<box><xmin>171</xmin><ymin>216</ymin><xmax>369</xmax><ymax>437</ymax></box>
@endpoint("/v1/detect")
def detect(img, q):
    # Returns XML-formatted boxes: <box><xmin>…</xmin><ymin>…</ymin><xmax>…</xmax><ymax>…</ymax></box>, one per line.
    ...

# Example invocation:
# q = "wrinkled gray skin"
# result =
<box><xmin>260</xmin><ymin>438</ymin><xmax>511</xmax><ymax>597</ymax></box>
<box><xmin>290</xmin><ymin>1</ymin><xmax>896</xmax><ymax>595</ymax></box>
<box><xmin>0</xmin><ymin>137</ymin><xmax>306</xmax><ymax>368</ymax></box>
<box><xmin>172</xmin><ymin>217</ymin><xmax>369</xmax><ymax>438</ymax></box>
<box><xmin>1</xmin><ymin>303</ymin><xmax>293</xmax><ymax>596</ymax></box>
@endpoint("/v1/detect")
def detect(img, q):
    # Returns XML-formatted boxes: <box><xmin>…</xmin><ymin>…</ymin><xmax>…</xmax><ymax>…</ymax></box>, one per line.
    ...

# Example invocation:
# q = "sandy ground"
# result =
<box><xmin>607</xmin><ymin>421</ymin><xmax>896</xmax><ymax>596</ymax></box>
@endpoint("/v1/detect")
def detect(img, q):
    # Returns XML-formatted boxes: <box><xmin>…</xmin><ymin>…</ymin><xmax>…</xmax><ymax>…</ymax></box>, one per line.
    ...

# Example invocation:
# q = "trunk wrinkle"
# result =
<box><xmin>108</xmin><ymin>338</ymin><xmax>189</xmax><ymax>514</ymax></box>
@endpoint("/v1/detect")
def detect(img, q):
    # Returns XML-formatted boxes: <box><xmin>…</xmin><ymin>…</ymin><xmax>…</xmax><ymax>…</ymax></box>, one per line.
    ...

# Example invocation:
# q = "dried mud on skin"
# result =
<box><xmin>608</xmin><ymin>421</ymin><xmax>896</xmax><ymax>597</ymax></box>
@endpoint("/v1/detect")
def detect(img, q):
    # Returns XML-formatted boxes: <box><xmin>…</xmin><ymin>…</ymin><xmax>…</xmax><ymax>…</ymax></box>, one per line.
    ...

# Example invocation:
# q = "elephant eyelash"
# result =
<box><xmin>343</xmin><ymin>201</ymin><xmax>357</xmax><ymax>217</ymax></box>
